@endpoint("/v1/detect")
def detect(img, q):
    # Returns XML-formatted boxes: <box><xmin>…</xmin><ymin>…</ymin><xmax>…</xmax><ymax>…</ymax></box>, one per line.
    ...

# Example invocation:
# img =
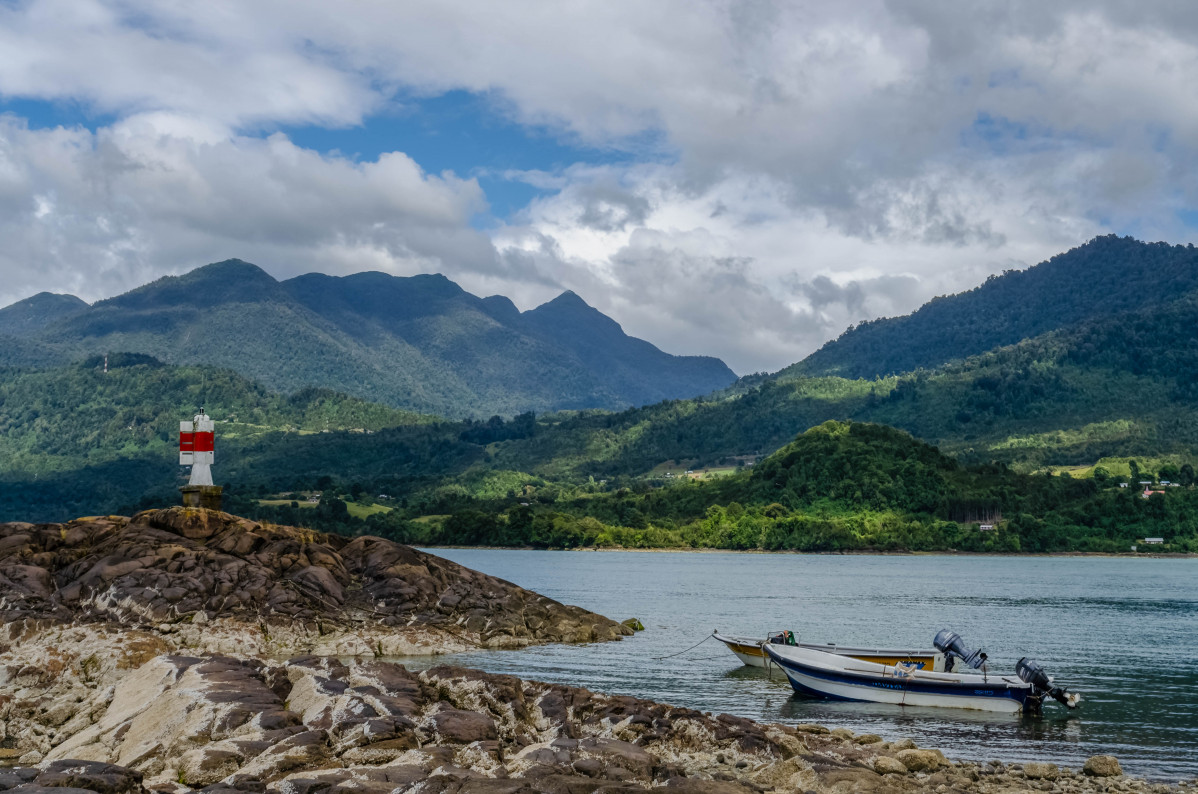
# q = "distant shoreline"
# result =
<box><xmin>418</xmin><ymin>545</ymin><xmax>1197</xmax><ymax>558</ymax></box>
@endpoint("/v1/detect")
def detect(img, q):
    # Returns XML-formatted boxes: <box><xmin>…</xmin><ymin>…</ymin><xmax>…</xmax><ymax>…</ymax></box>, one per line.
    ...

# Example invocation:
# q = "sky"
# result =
<box><xmin>2</xmin><ymin>1</ymin><xmax>1197</xmax><ymax>374</ymax></box>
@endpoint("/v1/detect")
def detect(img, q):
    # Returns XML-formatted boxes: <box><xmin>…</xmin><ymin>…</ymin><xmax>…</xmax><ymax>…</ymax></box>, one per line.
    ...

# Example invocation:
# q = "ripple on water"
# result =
<box><xmin>404</xmin><ymin>550</ymin><xmax>1198</xmax><ymax>781</ymax></box>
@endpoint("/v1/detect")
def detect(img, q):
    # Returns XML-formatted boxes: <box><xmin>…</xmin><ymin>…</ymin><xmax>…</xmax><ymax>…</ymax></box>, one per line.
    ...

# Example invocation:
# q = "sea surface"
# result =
<box><xmin>406</xmin><ymin>550</ymin><xmax>1198</xmax><ymax>781</ymax></box>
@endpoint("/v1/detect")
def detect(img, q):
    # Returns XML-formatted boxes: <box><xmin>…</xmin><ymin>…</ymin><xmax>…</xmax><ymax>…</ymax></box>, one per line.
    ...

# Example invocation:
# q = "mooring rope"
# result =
<box><xmin>654</xmin><ymin>630</ymin><xmax>715</xmax><ymax>660</ymax></box>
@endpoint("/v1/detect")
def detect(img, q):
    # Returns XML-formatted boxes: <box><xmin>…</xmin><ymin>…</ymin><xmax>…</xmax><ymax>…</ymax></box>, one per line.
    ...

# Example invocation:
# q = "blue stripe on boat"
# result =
<box><xmin>767</xmin><ymin>647</ymin><xmax>1028</xmax><ymax>705</ymax></box>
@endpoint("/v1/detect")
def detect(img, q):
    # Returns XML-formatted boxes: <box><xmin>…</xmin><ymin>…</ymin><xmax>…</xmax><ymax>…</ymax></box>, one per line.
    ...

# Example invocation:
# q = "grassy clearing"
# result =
<box><xmin>346</xmin><ymin>501</ymin><xmax>392</xmax><ymax>519</ymax></box>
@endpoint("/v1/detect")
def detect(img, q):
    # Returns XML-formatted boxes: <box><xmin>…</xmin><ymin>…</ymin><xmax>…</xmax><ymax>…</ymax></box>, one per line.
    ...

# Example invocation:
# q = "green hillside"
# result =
<box><xmin>0</xmin><ymin>259</ymin><xmax>736</xmax><ymax>417</ymax></box>
<box><xmin>7</xmin><ymin>236</ymin><xmax>1198</xmax><ymax>552</ymax></box>
<box><xmin>0</xmin><ymin>356</ymin><xmax>443</xmax><ymax>520</ymax></box>
<box><xmin>342</xmin><ymin>422</ymin><xmax>1198</xmax><ymax>554</ymax></box>
<box><xmin>790</xmin><ymin>235</ymin><xmax>1198</xmax><ymax>378</ymax></box>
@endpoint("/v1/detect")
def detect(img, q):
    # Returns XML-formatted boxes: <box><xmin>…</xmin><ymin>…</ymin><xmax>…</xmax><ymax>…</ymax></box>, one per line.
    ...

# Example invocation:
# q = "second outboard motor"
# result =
<box><xmin>933</xmin><ymin>629</ymin><xmax>987</xmax><ymax>671</ymax></box>
<box><xmin>1016</xmin><ymin>657</ymin><xmax>1082</xmax><ymax>714</ymax></box>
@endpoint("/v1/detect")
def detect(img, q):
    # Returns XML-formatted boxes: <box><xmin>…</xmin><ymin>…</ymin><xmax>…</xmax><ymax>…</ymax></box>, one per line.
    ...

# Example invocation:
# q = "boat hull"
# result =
<box><xmin>764</xmin><ymin>644</ymin><xmax>1029</xmax><ymax>713</ymax></box>
<box><xmin>713</xmin><ymin>633</ymin><xmax>944</xmax><ymax>671</ymax></box>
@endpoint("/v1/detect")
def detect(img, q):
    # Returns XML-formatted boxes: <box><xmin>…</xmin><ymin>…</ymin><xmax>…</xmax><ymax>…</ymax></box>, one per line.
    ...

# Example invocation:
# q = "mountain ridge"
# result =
<box><xmin>0</xmin><ymin>260</ymin><xmax>736</xmax><ymax>417</ymax></box>
<box><xmin>787</xmin><ymin>235</ymin><xmax>1198</xmax><ymax>379</ymax></box>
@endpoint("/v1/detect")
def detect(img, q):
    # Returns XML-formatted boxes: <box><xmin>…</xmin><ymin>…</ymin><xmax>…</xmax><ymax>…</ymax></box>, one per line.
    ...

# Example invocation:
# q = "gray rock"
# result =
<box><xmin>0</xmin><ymin>508</ymin><xmax>632</xmax><ymax>649</ymax></box>
<box><xmin>31</xmin><ymin>760</ymin><xmax>144</xmax><ymax>794</ymax></box>
<box><xmin>431</xmin><ymin>709</ymin><xmax>498</xmax><ymax>744</ymax></box>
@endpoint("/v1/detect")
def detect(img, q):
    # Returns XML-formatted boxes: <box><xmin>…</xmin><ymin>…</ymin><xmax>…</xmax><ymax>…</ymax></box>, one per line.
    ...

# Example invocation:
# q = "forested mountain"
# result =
<box><xmin>0</xmin><ymin>292</ymin><xmax>87</xmax><ymax>336</ymax></box>
<box><xmin>788</xmin><ymin>235</ymin><xmax>1198</xmax><ymax>378</ymax></box>
<box><xmin>0</xmin><ymin>260</ymin><xmax>735</xmax><ymax>417</ymax></box>
<box><xmin>9</xmin><ymin>237</ymin><xmax>1198</xmax><ymax>553</ymax></box>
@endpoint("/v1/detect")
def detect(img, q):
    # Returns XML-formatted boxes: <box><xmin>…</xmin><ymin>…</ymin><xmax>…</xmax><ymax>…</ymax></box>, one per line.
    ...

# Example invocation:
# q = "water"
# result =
<box><xmin>407</xmin><ymin>550</ymin><xmax>1198</xmax><ymax>781</ymax></box>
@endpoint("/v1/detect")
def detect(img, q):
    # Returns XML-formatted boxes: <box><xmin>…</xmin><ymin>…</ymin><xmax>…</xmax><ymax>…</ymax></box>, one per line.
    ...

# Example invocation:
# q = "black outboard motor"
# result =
<box><xmin>933</xmin><ymin>629</ymin><xmax>987</xmax><ymax>671</ymax></box>
<box><xmin>1016</xmin><ymin>657</ymin><xmax>1081</xmax><ymax>714</ymax></box>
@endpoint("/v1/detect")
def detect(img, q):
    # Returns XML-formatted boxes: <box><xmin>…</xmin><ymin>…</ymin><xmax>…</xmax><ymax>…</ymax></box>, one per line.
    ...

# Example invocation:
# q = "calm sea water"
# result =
<box><xmin>406</xmin><ymin>550</ymin><xmax>1198</xmax><ymax>781</ymax></box>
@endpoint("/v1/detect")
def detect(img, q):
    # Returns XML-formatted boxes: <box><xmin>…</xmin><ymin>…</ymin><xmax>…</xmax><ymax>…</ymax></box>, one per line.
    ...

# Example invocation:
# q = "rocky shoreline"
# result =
<box><xmin>0</xmin><ymin>507</ymin><xmax>632</xmax><ymax>657</ymax></box>
<box><xmin>1</xmin><ymin>509</ymin><xmax>1192</xmax><ymax>793</ymax></box>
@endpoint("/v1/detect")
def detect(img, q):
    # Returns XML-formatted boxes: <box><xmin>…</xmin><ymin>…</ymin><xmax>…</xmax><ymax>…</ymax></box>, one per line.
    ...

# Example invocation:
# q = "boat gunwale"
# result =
<box><xmin>712</xmin><ymin>632</ymin><xmax>941</xmax><ymax>657</ymax></box>
<box><xmin>763</xmin><ymin>643</ymin><xmax>1028</xmax><ymax>694</ymax></box>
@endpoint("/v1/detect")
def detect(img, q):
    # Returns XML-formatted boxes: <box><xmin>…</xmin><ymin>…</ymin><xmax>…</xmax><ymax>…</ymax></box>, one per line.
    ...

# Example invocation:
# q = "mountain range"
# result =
<box><xmin>7</xmin><ymin>234</ymin><xmax>1198</xmax><ymax>525</ymax></box>
<box><xmin>0</xmin><ymin>260</ymin><xmax>736</xmax><ymax>417</ymax></box>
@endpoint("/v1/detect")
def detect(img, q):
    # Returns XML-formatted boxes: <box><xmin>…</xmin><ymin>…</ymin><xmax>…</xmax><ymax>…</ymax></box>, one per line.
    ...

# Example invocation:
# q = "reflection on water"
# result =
<box><xmin>404</xmin><ymin>550</ymin><xmax>1198</xmax><ymax>781</ymax></box>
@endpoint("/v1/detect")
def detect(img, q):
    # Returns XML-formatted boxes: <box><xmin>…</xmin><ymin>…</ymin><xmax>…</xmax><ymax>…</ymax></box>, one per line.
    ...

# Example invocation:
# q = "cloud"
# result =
<box><xmin>0</xmin><ymin>113</ymin><xmax>489</xmax><ymax>304</ymax></box>
<box><xmin>2</xmin><ymin>1</ymin><xmax>1198</xmax><ymax>373</ymax></box>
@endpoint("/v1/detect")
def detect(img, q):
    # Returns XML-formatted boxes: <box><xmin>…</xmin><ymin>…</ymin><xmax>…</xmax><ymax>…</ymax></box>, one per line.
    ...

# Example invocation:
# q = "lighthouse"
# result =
<box><xmin>179</xmin><ymin>408</ymin><xmax>222</xmax><ymax>510</ymax></box>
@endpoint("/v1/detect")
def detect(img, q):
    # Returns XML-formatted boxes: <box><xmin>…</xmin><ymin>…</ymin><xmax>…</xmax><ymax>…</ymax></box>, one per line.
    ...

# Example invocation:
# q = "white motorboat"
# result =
<box><xmin>763</xmin><ymin>632</ymin><xmax>1081</xmax><ymax>715</ymax></box>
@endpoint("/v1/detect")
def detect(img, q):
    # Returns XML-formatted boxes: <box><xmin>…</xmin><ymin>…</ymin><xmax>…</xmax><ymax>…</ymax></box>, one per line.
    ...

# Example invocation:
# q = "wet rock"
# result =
<box><xmin>1085</xmin><ymin>755</ymin><xmax>1124</xmax><ymax>777</ymax></box>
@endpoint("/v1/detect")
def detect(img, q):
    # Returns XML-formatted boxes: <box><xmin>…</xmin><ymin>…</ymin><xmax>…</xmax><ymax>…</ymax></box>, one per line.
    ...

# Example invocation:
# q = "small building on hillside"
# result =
<box><xmin>1143</xmin><ymin>489</ymin><xmax>1165</xmax><ymax>499</ymax></box>
<box><xmin>1118</xmin><ymin>482</ymin><xmax>1129</xmax><ymax>488</ymax></box>
<box><xmin>979</xmin><ymin>523</ymin><xmax>995</xmax><ymax>531</ymax></box>
<box><xmin>1143</xmin><ymin>537</ymin><xmax>1164</xmax><ymax>544</ymax></box>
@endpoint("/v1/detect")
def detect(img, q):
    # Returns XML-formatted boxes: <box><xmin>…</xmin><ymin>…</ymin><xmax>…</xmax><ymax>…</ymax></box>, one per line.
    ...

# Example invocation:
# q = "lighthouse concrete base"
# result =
<box><xmin>180</xmin><ymin>485</ymin><xmax>223</xmax><ymax>511</ymax></box>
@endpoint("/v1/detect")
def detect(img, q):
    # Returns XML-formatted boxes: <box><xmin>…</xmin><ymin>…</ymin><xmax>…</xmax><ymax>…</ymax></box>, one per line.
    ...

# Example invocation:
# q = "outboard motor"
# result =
<box><xmin>933</xmin><ymin>630</ymin><xmax>987</xmax><ymax>671</ymax></box>
<box><xmin>1016</xmin><ymin>657</ymin><xmax>1082</xmax><ymax>714</ymax></box>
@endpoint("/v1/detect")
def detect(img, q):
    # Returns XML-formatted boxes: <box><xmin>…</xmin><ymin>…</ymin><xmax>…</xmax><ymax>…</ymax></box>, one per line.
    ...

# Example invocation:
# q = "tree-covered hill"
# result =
<box><xmin>0</xmin><ymin>259</ymin><xmax>735</xmax><ymax>417</ymax></box>
<box><xmin>351</xmin><ymin>422</ymin><xmax>1198</xmax><ymax>554</ymax></box>
<box><xmin>10</xmin><ymin>274</ymin><xmax>1198</xmax><ymax>522</ymax></box>
<box><xmin>11</xmin><ymin>236</ymin><xmax>1198</xmax><ymax>542</ymax></box>
<box><xmin>788</xmin><ymin>235</ymin><xmax>1198</xmax><ymax>379</ymax></box>
<box><xmin>0</xmin><ymin>292</ymin><xmax>87</xmax><ymax>337</ymax></box>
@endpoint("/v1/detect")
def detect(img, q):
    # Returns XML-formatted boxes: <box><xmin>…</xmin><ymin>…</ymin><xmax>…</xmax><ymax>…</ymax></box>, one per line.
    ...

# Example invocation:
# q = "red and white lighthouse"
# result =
<box><xmin>179</xmin><ymin>408</ymin><xmax>221</xmax><ymax>508</ymax></box>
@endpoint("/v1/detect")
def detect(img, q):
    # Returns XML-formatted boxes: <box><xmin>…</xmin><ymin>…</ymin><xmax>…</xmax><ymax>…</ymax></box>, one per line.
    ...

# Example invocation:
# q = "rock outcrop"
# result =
<box><xmin>0</xmin><ymin>507</ymin><xmax>631</xmax><ymax>656</ymax></box>
<box><xmin>0</xmin><ymin>508</ymin><xmax>1189</xmax><ymax>794</ymax></box>
<box><xmin>2</xmin><ymin>653</ymin><xmax>1190</xmax><ymax>794</ymax></box>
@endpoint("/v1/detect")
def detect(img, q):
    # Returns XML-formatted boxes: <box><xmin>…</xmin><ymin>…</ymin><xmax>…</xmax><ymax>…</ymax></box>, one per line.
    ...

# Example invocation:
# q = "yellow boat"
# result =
<box><xmin>713</xmin><ymin>630</ymin><xmax>947</xmax><ymax>672</ymax></box>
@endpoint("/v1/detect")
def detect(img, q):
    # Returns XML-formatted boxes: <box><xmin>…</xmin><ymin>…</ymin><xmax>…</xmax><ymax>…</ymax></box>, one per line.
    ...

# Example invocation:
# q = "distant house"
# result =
<box><xmin>1143</xmin><ymin>537</ymin><xmax>1164</xmax><ymax>544</ymax></box>
<box><xmin>1160</xmin><ymin>480</ymin><xmax>1172</xmax><ymax>486</ymax></box>
<box><xmin>1168</xmin><ymin>482</ymin><xmax>1181</xmax><ymax>487</ymax></box>
<box><xmin>1118</xmin><ymin>482</ymin><xmax>1129</xmax><ymax>488</ymax></box>
<box><xmin>1142</xmin><ymin>489</ymin><xmax>1165</xmax><ymax>498</ymax></box>
<box><xmin>1138</xmin><ymin>481</ymin><xmax>1153</xmax><ymax>486</ymax></box>
<box><xmin>979</xmin><ymin>523</ymin><xmax>995</xmax><ymax>531</ymax></box>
